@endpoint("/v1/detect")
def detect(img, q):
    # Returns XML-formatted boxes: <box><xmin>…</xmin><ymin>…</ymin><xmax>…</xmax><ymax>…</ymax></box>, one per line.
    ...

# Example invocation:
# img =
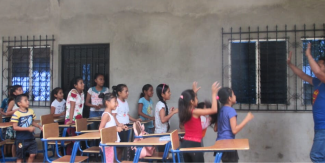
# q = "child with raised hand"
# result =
<box><xmin>215</xmin><ymin>87</ymin><xmax>254</xmax><ymax>163</ymax></box>
<box><xmin>138</xmin><ymin>84</ymin><xmax>155</xmax><ymax>134</ymax></box>
<box><xmin>154</xmin><ymin>84</ymin><xmax>178</xmax><ymax>134</ymax></box>
<box><xmin>98</xmin><ymin>93</ymin><xmax>128</xmax><ymax>163</ymax></box>
<box><xmin>50</xmin><ymin>87</ymin><xmax>66</xmax><ymax>119</ymax></box>
<box><xmin>111</xmin><ymin>84</ymin><xmax>141</xmax><ymax>160</ymax></box>
<box><xmin>179</xmin><ymin>81</ymin><xmax>220</xmax><ymax>162</ymax></box>
<box><xmin>11</xmin><ymin>94</ymin><xmax>42</xmax><ymax>163</ymax></box>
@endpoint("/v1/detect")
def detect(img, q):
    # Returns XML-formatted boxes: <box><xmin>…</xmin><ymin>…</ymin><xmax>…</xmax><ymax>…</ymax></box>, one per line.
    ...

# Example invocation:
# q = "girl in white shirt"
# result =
<box><xmin>98</xmin><ymin>93</ymin><xmax>127</xmax><ymax>163</ymax></box>
<box><xmin>50</xmin><ymin>87</ymin><xmax>66</xmax><ymax>119</ymax></box>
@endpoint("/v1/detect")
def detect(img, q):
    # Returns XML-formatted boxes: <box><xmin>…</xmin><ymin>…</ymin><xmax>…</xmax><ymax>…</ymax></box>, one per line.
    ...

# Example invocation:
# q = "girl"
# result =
<box><xmin>5</xmin><ymin>85</ymin><xmax>23</xmax><ymax>157</ymax></box>
<box><xmin>98</xmin><ymin>93</ymin><xmax>128</xmax><ymax>163</ymax></box>
<box><xmin>65</xmin><ymin>76</ymin><xmax>85</xmax><ymax>155</ymax></box>
<box><xmin>50</xmin><ymin>87</ymin><xmax>66</xmax><ymax>119</ymax></box>
<box><xmin>112</xmin><ymin>84</ymin><xmax>141</xmax><ymax>160</ymax></box>
<box><xmin>179</xmin><ymin>82</ymin><xmax>220</xmax><ymax>162</ymax></box>
<box><xmin>137</xmin><ymin>84</ymin><xmax>155</xmax><ymax>134</ymax></box>
<box><xmin>154</xmin><ymin>84</ymin><xmax>178</xmax><ymax>134</ymax></box>
<box><xmin>213</xmin><ymin>87</ymin><xmax>254</xmax><ymax>163</ymax></box>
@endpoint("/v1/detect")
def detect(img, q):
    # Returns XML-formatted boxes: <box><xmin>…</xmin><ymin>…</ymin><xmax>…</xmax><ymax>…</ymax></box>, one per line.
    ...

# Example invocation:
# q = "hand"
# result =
<box><xmin>123</xmin><ymin>125</ymin><xmax>128</xmax><ymax>130</ymax></box>
<box><xmin>192</xmin><ymin>81</ymin><xmax>201</xmax><ymax>93</ymax></box>
<box><xmin>287</xmin><ymin>51</ymin><xmax>292</xmax><ymax>65</ymax></box>
<box><xmin>39</xmin><ymin>126</ymin><xmax>43</xmax><ymax>131</ymax></box>
<box><xmin>172</xmin><ymin>108</ymin><xmax>178</xmax><ymax>114</ymax></box>
<box><xmin>117</xmin><ymin>123</ymin><xmax>124</xmax><ymax>127</ymax></box>
<box><xmin>28</xmin><ymin>127</ymin><xmax>35</xmax><ymax>133</ymax></box>
<box><xmin>212</xmin><ymin>81</ymin><xmax>221</xmax><ymax>94</ymax></box>
<box><xmin>246</xmin><ymin>112</ymin><xmax>254</xmax><ymax>121</ymax></box>
<box><xmin>306</xmin><ymin>43</ymin><xmax>312</xmax><ymax>57</ymax></box>
<box><xmin>137</xmin><ymin>118</ymin><xmax>142</xmax><ymax>122</ymax></box>
<box><xmin>95</xmin><ymin>105</ymin><xmax>101</xmax><ymax>109</ymax></box>
<box><xmin>117</xmin><ymin>126</ymin><xmax>123</xmax><ymax>132</ymax></box>
<box><xmin>150</xmin><ymin>117</ymin><xmax>155</xmax><ymax>121</ymax></box>
<box><xmin>60</xmin><ymin>111</ymin><xmax>66</xmax><ymax>116</ymax></box>
<box><xmin>66</xmin><ymin>120</ymin><xmax>73</xmax><ymax>125</ymax></box>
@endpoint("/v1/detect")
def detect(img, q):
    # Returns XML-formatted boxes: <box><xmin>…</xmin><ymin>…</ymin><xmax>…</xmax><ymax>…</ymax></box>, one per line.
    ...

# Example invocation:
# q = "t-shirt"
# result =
<box><xmin>51</xmin><ymin>99</ymin><xmax>66</xmax><ymax>118</ymax></box>
<box><xmin>154</xmin><ymin>101</ymin><xmax>169</xmax><ymax>134</ymax></box>
<box><xmin>112</xmin><ymin>98</ymin><xmax>129</xmax><ymax>124</ymax></box>
<box><xmin>217</xmin><ymin>106</ymin><xmax>237</xmax><ymax>140</ymax></box>
<box><xmin>88</xmin><ymin>87</ymin><xmax>109</xmax><ymax>112</ymax></box>
<box><xmin>138</xmin><ymin>97</ymin><xmax>154</xmax><ymax>128</ymax></box>
<box><xmin>65</xmin><ymin>89</ymin><xmax>84</xmax><ymax>122</ymax></box>
<box><xmin>1</xmin><ymin>98</ymin><xmax>9</xmax><ymax>122</ymax></box>
<box><xmin>11</xmin><ymin>108</ymin><xmax>36</xmax><ymax>140</ymax></box>
<box><xmin>312</xmin><ymin>78</ymin><xmax>325</xmax><ymax>130</ymax></box>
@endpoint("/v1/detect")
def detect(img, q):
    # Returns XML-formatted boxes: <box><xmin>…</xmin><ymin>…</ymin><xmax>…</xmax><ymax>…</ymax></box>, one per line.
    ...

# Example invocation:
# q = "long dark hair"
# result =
<box><xmin>98</xmin><ymin>93</ymin><xmax>116</xmax><ymax>107</ymax></box>
<box><xmin>210</xmin><ymin>87</ymin><xmax>232</xmax><ymax>127</ymax></box>
<box><xmin>9</xmin><ymin>85</ymin><xmax>22</xmax><ymax>102</ymax></box>
<box><xmin>140</xmin><ymin>84</ymin><xmax>153</xmax><ymax>98</ymax></box>
<box><xmin>178</xmin><ymin>89</ymin><xmax>196</xmax><ymax>125</ymax></box>
<box><xmin>156</xmin><ymin>84</ymin><xmax>169</xmax><ymax>116</ymax></box>
<box><xmin>50</xmin><ymin>87</ymin><xmax>63</xmax><ymax>103</ymax></box>
<box><xmin>69</xmin><ymin>76</ymin><xmax>83</xmax><ymax>90</ymax></box>
<box><xmin>112</xmin><ymin>84</ymin><xmax>127</xmax><ymax>97</ymax></box>
<box><xmin>93</xmin><ymin>73</ymin><xmax>105</xmax><ymax>86</ymax></box>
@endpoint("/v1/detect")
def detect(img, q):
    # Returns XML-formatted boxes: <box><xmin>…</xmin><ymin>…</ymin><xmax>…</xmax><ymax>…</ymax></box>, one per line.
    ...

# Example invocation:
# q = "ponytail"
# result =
<box><xmin>178</xmin><ymin>89</ymin><xmax>196</xmax><ymax>125</ymax></box>
<box><xmin>140</xmin><ymin>84</ymin><xmax>153</xmax><ymax>98</ymax></box>
<box><xmin>112</xmin><ymin>84</ymin><xmax>127</xmax><ymax>97</ymax></box>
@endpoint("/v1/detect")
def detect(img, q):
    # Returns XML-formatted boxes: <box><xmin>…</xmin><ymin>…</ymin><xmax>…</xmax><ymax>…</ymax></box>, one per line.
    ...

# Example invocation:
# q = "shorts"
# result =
<box><xmin>15</xmin><ymin>139</ymin><xmax>37</xmax><ymax>159</ymax></box>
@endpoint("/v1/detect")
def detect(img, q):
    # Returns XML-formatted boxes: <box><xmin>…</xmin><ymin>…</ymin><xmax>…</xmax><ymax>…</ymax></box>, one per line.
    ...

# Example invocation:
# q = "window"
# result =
<box><xmin>2</xmin><ymin>36</ymin><xmax>54</xmax><ymax>106</ymax></box>
<box><xmin>231</xmin><ymin>41</ymin><xmax>287</xmax><ymax>105</ymax></box>
<box><xmin>302</xmin><ymin>39</ymin><xmax>325</xmax><ymax>104</ymax></box>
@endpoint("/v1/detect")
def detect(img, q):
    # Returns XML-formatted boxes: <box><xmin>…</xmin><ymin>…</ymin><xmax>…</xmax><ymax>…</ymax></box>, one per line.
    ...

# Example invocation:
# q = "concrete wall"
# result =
<box><xmin>0</xmin><ymin>0</ymin><xmax>324</xmax><ymax>162</ymax></box>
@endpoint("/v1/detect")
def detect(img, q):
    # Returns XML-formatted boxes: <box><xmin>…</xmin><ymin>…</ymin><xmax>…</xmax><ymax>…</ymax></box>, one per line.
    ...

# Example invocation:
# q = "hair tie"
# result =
<box><xmin>180</xmin><ymin>95</ymin><xmax>183</xmax><ymax>99</ymax></box>
<box><xmin>216</xmin><ymin>96</ymin><xmax>219</xmax><ymax>100</ymax></box>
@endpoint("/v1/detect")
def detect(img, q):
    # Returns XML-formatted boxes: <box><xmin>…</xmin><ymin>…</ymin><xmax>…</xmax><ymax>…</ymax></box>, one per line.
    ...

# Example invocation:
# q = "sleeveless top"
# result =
<box><xmin>184</xmin><ymin>109</ymin><xmax>202</xmax><ymax>143</ymax></box>
<box><xmin>102</xmin><ymin>112</ymin><xmax>120</xmax><ymax>142</ymax></box>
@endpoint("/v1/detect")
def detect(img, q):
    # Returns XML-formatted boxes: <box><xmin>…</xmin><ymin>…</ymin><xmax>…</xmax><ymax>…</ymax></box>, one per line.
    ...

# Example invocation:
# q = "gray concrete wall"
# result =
<box><xmin>0</xmin><ymin>0</ymin><xmax>324</xmax><ymax>162</ymax></box>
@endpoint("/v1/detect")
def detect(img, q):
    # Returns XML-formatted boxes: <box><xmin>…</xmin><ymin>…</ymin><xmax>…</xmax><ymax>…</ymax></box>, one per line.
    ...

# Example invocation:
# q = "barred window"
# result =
<box><xmin>2</xmin><ymin>36</ymin><xmax>54</xmax><ymax>106</ymax></box>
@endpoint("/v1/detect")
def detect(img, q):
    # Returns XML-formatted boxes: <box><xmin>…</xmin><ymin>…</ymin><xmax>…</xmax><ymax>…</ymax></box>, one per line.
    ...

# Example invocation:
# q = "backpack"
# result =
<box><xmin>132</xmin><ymin>121</ymin><xmax>155</xmax><ymax>159</ymax></box>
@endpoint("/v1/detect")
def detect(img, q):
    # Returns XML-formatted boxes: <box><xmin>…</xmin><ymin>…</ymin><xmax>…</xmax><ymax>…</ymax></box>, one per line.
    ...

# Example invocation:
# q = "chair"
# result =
<box><xmin>170</xmin><ymin>130</ymin><xmax>181</xmax><ymax>163</ymax></box>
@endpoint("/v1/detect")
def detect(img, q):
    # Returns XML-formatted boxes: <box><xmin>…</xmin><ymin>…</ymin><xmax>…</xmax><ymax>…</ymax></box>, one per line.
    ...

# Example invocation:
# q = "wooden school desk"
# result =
<box><xmin>43</xmin><ymin>132</ymin><xmax>100</xmax><ymax>163</ymax></box>
<box><xmin>87</xmin><ymin>116</ymin><xmax>101</xmax><ymax>122</ymax></box>
<box><xmin>79</xmin><ymin>126</ymin><xmax>133</xmax><ymax>133</ymax></box>
<box><xmin>103</xmin><ymin>137</ymin><xmax>169</xmax><ymax>163</ymax></box>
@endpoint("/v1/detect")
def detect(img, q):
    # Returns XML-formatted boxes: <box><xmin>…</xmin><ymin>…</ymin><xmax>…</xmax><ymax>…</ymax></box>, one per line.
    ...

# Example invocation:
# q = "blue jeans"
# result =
<box><xmin>310</xmin><ymin>129</ymin><xmax>325</xmax><ymax>163</ymax></box>
<box><xmin>89</xmin><ymin>111</ymin><xmax>103</xmax><ymax>147</ymax></box>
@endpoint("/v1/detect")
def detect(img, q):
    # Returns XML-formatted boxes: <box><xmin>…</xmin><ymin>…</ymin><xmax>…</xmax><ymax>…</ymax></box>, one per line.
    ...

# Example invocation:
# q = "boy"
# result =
<box><xmin>11</xmin><ymin>94</ymin><xmax>42</xmax><ymax>163</ymax></box>
<box><xmin>287</xmin><ymin>43</ymin><xmax>325</xmax><ymax>162</ymax></box>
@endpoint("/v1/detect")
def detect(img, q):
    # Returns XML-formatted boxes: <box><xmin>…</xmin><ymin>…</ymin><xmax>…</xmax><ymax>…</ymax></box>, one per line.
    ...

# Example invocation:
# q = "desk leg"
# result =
<box><xmin>70</xmin><ymin>141</ymin><xmax>80</xmax><ymax>163</ymax></box>
<box><xmin>133</xmin><ymin>147</ymin><xmax>143</xmax><ymax>163</ymax></box>
<box><xmin>163</xmin><ymin>142</ymin><xmax>171</xmax><ymax>161</ymax></box>
<box><xmin>214</xmin><ymin>152</ymin><xmax>223</xmax><ymax>163</ymax></box>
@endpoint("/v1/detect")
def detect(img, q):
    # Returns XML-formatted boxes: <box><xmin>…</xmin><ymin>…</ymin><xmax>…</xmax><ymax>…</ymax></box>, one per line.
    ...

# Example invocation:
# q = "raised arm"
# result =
<box><xmin>287</xmin><ymin>51</ymin><xmax>313</xmax><ymax>84</ymax></box>
<box><xmin>305</xmin><ymin>43</ymin><xmax>325</xmax><ymax>83</ymax></box>
<box><xmin>193</xmin><ymin>82</ymin><xmax>221</xmax><ymax>116</ymax></box>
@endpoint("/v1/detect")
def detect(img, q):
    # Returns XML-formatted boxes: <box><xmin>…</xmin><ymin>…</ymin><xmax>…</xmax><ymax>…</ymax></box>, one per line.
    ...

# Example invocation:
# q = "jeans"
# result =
<box><xmin>310</xmin><ymin>129</ymin><xmax>325</xmax><ymax>163</ymax></box>
<box><xmin>89</xmin><ymin>111</ymin><xmax>103</xmax><ymax>147</ymax></box>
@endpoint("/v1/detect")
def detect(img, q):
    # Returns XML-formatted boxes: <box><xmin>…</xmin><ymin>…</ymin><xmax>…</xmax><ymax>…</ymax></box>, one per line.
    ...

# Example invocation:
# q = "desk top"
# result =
<box><xmin>54</xmin><ymin>118</ymin><xmax>65</xmax><ymax>123</ymax></box>
<box><xmin>46</xmin><ymin>132</ymin><xmax>100</xmax><ymax>141</ymax></box>
<box><xmin>127</xmin><ymin>120</ymin><xmax>152</xmax><ymax>125</ymax></box>
<box><xmin>179</xmin><ymin>139</ymin><xmax>249</xmax><ymax>152</ymax></box>
<box><xmin>0</xmin><ymin>122</ymin><xmax>13</xmax><ymax>128</ymax></box>
<box><xmin>104</xmin><ymin>137</ymin><xmax>168</xmax><ymax>146</ymax></box>
<box><xmin>142</xmin><ymin>129</ymin><xmax>185</xmax><ymax>137</ymax></box>
<box><xmin>59</xmin><ymin>122</ymin><xmax>93</xmax><ymax>128</ymax></box>
<box><xmin>80</xmin><ymin>126</ymin><xmax>133</xmax><ymax>133</ymax></box>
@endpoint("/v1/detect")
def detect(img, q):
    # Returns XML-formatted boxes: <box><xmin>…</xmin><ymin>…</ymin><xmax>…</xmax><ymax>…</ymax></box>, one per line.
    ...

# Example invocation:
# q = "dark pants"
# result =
<box><xmin>181</xmin><ymin>140</ymin><xmax>204</xmax><ymax>162</ymax></box>
<box><xmin>310</xmin><ymin>129</ymin><xmax>325</xmax><ymax>163</ymax></box>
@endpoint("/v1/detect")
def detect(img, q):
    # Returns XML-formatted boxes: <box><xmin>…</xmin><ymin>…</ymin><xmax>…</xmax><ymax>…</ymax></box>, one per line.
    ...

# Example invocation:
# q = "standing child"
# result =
<box><xmin>214</xmin><ymin>87</ymin><xmax>254</xmax><ymax>163</ymax></box>
<box><xmin>179</xmin><ymin>82</ymin><xmax>220</xmax><ymax>162</ymax></box>
<box><xmin>65</xmin><ymin>76</ymin><xmax>85</xmax><ymax>155</ymax></box>
<box><xmin>138</xmin><ymin>84</ymin><xmax>155</xmax><ymax>134</ymax></box>
<box><xmin>11</xmin><ymin>94</ymin><xmax>42</xmax><ymax>163</ymax></box>
<box><xmin>98</xmin><ymin>93</ymin><xmax>128</xmax><ymax>163</ymax></box>
<box><xmin>112</xmin><ymin>84</ymin><xmax>142</xmax><ymax>160</ymax></box>
<box><xmin>0</xmin><ymin>87</ymin><xmax>11</xmax><ymax>122</ymax></box>
<box><xmin>50</xmin><ymin>87</ymin><xmax>66</xmax><ymax>119</ymax></box>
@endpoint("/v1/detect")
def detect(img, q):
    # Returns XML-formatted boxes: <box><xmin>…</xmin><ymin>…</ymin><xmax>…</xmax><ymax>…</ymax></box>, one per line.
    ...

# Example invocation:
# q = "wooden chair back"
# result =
<box><xmin>43</xmin><ymin>123</ymin><xmax>59</xmax><ymax>139</ymax></box>
<box><xmin>170</xmin><ymin>130</ymin><xmax>180</xmax><ymax>150</ymax></box>
<box><xmin>40</xmin><ymin>114</ymin><xmax>54</xmax><ymax>125</ymax></box>
<box><xmin>100</xmin><ymin>126</ymin><xmax>117</xmax><ymax>143</ymax></box>
<box><xmin>76</xmin><ymin>118</ymin><xmax>88</xmax><ymax>132</ymax></box>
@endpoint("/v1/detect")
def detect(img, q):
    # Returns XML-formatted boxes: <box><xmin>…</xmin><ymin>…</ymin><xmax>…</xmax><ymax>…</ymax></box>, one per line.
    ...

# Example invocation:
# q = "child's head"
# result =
<box><xmin>112</xmin><ymin>84</ymin><xmax>128</xmax><ymax>99</ymax></box>
<box><xmin>178</xmin><ymin>89</ymin><xmax>197</xmax><ymax>125</ymax></box>
<box><xmin>156</xmin><ymin>84</ymin><xmax>171</xmax><ymax>101</ymax></box>
<box><xmin>51</xmin><ymin>87</ymin><xmax>64</xmax><ymax>103</ymax></box>
<box><xmin>70</xmin><ymin>76</ymin><xmax>84</xmax><ymax>91</ymax></box>
<box><xmin>10</xmin><ymin>85</ymin><xmax>23</xmax><ymax>96</ymax></box>
<box><xmin>98</xmin><ymin>93</ymin><xmax>117</xmax><ymax>110</ymax></box>
<box><xmin>15</xmin><ymin>93</ymin><xmax>29</xmax><ymax>109</ymax></box>
<box><xmin>93</xmin><ymin>73</ymin><xmax>105</xmax><ymax>87</ymax></box>
<box><xmin>197</xmin><ymin>101</ymin><xmax>212</xmax><ymax>109</ymax></box>
<box><xmin>140</xmin><ymin>84</ymin><xmax>153</xmax><ymax>98</ymax></box>
<box><xmin>218</xmin><ymin>87</ymin><xmax>236</xmax><ymax>105</ymax></box>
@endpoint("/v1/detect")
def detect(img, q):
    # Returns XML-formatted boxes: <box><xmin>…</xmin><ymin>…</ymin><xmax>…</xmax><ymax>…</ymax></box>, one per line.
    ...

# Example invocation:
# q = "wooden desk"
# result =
<box><xmin>140</xmin><ymin>129</ymin><xmax>185</xmax><ymax>138</ymax></box>
<box><xmin>54</xmin><ymin>118</ymin><xmax>65</xmax><ymax>123</ymax></box>
<box><xmin>59</xmin><ymin>122</ymin><xmax>93</xmax><ymax>128</ymax></box>
<box><xmin>80</xmin><ymin>126</ymin><xmax>133</xmax><ymax>133</ymax></box>
<box><xmin>87</xmin><ymin>117</ymin><xmax>101</xmax><ymax>122</ymax></box>
<box><xmin>127</xmin><ymin>120</ymin><xmax>152</xmax><ymax>125</ymax></box>
<box><xmin>47</xmin><ymin>132</ymin><xmax>100</xmax><ymax>141</ymax></box>
<box><xmin>0</xmin><ymin>122</ymin><xmax>13</xmax><ymax>129</ymax></box>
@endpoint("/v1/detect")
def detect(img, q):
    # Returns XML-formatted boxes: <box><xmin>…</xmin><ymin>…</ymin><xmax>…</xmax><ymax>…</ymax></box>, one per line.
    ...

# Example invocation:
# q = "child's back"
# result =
<box><xmin>217</xmin><ymin>106</ymin><xmax>237</xmax><ymax>140</ymax></box>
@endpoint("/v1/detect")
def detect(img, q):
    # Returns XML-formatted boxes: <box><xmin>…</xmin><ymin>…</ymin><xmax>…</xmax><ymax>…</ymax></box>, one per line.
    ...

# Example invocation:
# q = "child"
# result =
<box><xmin>50</xmin><ymin>87</ymin><xmax>66</xmax><ymax>119</ymax></box>
<box><xmin>98</xmin><ymin>93</ymin><xmax>128</xmax><ymax>163</ymax></box>
<box><xmin>179</xmin><ymin>81</ymin><xmax>220</xmax><ymax>162</ymax></box>
<box><xmin>154</xmin><ymin>84</ymin><xmax>178</xmax><ymax>134</ymax></box>
<box><xmin>112</xmin><ymin>84</ymin><xmax>142</xmax><ymax>160</ymax></box>
<box><xmin>65</xmin><ymin>76</ymin><xmax>85</xmax><ymax>155</ymax></box>
<box><xmin>197</xmin><ymin>101</ymin><xmax>212</xmax><ymax>142</ymax></box>
<box><xmin>1</xmin><ymin>87</ymin><xmax>11</xmax><ymax>122</ymax></box>
<box><xmin>5</xmin><ymin>85</ymin><xmax>23</xmax><ymax>157</ymax></box>
<box><xmin>137</xmin><ymin>84</ymin><xmax>155</xmax><ymax>134</ymax></box>
<box><xmin>11</xmin><ymin>94</ymin><xmax>42</xmax><ymax>163</ymax></box>
<box><xmin>85</xmin><ymin>73</ymin><xmax>109</xmax><ymax>121</ymax></box>
<box><xmin>214</xmin><ymin>87</ymin><xmax>254</xmax><ymax>163</ymax></box>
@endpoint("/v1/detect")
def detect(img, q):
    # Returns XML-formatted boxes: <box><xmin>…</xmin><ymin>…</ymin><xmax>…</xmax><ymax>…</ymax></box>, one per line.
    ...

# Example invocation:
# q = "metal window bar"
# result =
<box><xmin>221</xmin><ymin>24</ymin><xmax>325</xmax><ymax>111</ymax></box>
<box><xmin>2</xmin><ymin>35</ymin><xmax>54</xmax><ymax>107</ymax></box>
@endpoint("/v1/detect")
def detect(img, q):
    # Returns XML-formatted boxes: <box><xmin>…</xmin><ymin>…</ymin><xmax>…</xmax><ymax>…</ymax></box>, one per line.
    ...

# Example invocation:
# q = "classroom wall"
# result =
<box><xmin>0</xmin><ymin>0</ymin><xmax>323</xmax><ymax>162</ymax></box>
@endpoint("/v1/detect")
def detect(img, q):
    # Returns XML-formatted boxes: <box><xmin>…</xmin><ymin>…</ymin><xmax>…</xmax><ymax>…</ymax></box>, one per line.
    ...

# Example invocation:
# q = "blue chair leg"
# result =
<box><xmin>70</xmin><ymin>141</ymin><xmax>80</xmax><ymax>163</ymax></box>
<box><xmin>214</xmin><ymin>152</ymin><xmax>223</xmax><ymax>163</ymax></box>
<box><xmin>177</xmin><ymin>153</ymin><xmax>181</xmax><ymax>163</ymax></box>
<box><xmin>1</xmin><ymin>145</ymin><xmax>5</xmax><ymax>163</ymax></box>
<box><xmin>172</xmin><ymin>152</ymin><xmax>176</xmax><ymax>163</ymax></box>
